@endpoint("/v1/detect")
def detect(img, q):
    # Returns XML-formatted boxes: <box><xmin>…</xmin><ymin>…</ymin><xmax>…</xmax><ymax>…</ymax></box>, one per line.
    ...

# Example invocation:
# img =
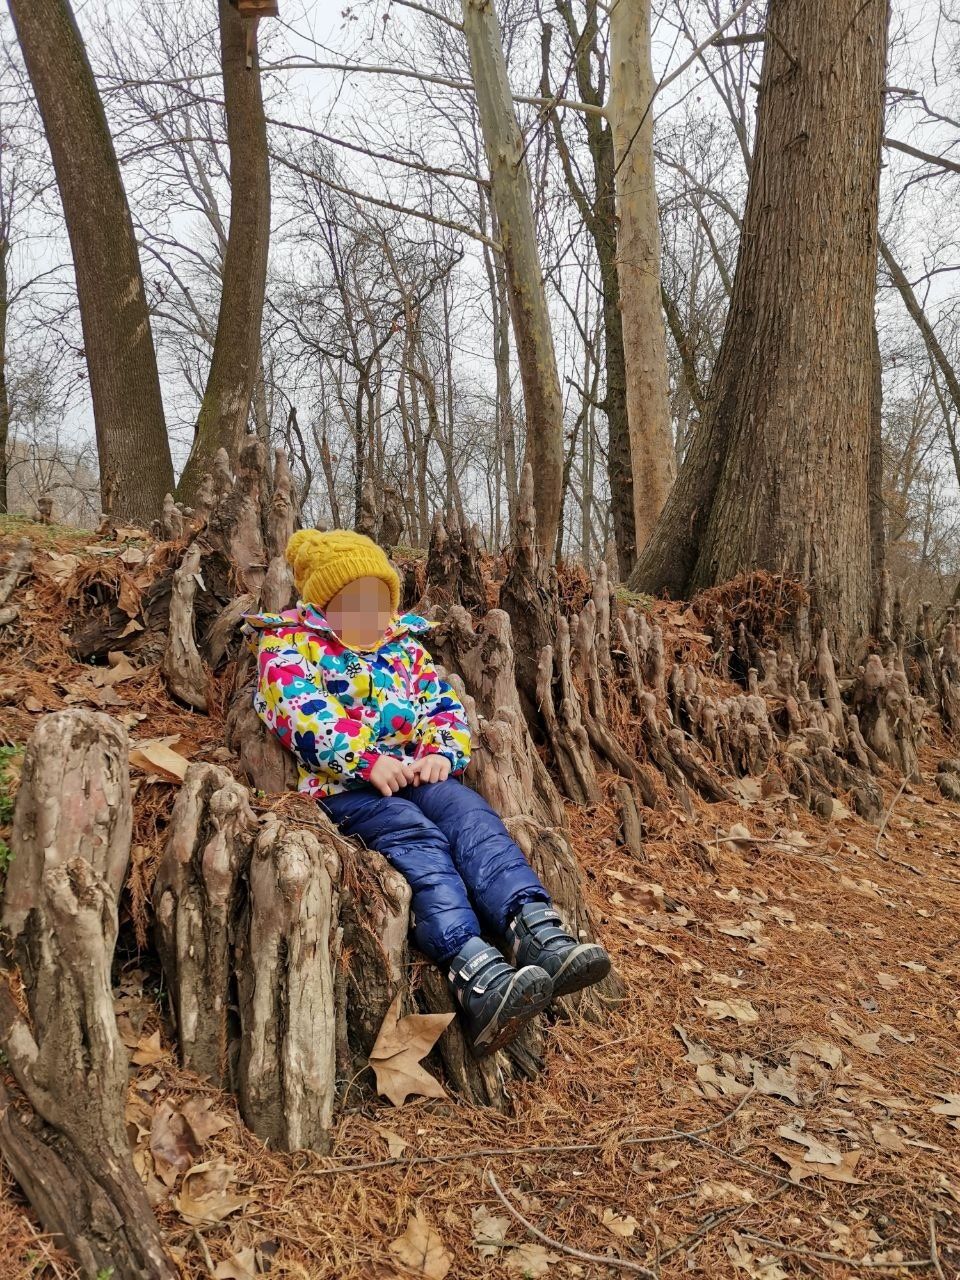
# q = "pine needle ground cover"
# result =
<box><xmin>1</xmin><ymin>518</ymin><xmax>958</xmax><ymax>1279</ymax></box>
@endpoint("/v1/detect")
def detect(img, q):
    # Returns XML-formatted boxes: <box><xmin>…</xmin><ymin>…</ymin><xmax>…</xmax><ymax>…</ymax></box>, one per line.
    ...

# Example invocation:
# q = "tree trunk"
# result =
<box><xmin>176</xmin><ymin>0</ymin><xmax>271</xmax><ymax>503</ymax></box>
<box><xmin>631</xmin><ymin>0</ymin><xmax>890</xmax><ymax>666</ymax></box>
<box><xmin>608</xmin><ymin>0</ymin><xmax>675</xmax><ymax>553</ymax></box>
<box><xmin>548</xmin><ymin>0</ymin><xmax>636</xmax><ymax>575</ymax></box>
<box><xmin>0</xmin><ymin>225</ymin><xmax>9</xmax><ymax>516</ymax></box>
<box><xmin>461</xmin><ymin>0</ymin><xmax>565</xmax><ymax>556</ymax></box>
<box><xmin>7</xmin><ymin>0</ymin><xmax>174</xmax><ymax>524</ymax></box>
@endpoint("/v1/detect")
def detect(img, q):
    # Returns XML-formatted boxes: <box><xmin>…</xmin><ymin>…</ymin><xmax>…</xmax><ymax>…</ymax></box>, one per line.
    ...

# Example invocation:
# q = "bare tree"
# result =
<box><xmin>7</xmin><ymin>0</ymin><xmax>174</xmax><ymax>522</ymax></box>
<box><xmin>461</xmin><ymin>0</ymin><xmax>565</xmax><ymax>553</ymax></box>
<box><xmin>176</xmin><ymin>0</ymin><xmax>272</xmax><ymax>502</ymax></box>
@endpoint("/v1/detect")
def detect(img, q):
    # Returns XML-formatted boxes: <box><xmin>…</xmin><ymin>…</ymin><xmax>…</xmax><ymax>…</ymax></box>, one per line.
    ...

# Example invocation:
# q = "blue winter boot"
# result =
<box><xmin>505</xmin><ymin>903</ymin><xmax>611</xmax><ymax>997</ymax></box>
<box><xmin>447</xmin><ymin>937</ymin><xmax>553</xmax><ymax>1057</ymax></box>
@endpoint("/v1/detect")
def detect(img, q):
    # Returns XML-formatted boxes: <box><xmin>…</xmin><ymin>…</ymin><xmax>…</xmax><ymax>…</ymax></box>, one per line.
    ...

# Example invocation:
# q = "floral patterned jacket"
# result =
<box><xmin>246</xmin><ymin>604</ymin><xmax>472</xmax><ymax>798</ymax></box>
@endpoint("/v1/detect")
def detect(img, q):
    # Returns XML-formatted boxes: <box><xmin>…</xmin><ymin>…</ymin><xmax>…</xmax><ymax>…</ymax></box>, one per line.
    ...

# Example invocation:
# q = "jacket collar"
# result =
<box><xmin>244</xmin><ymin>602</ymin><xmax>433</xmax><ymax>649</ymax></box>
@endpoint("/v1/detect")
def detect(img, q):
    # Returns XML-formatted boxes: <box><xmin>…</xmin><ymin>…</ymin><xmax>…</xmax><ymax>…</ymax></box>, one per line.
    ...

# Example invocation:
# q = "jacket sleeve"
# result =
<box><xmin>407</xmin><ymin>641</ymin><xmax>472</xmax><ymax>775</ymax></box>
<box><xmin>255</xmin><ymin>630</ymin><xmax>381</xmax><ymax>784</ymax></box>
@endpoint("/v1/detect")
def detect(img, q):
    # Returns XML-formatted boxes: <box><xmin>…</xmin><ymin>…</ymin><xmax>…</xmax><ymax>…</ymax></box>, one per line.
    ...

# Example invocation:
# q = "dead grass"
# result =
<box><xmin>1</xmin><ymin>523</ymin><xmax>959</xmax><ymax>1279</ymax></box>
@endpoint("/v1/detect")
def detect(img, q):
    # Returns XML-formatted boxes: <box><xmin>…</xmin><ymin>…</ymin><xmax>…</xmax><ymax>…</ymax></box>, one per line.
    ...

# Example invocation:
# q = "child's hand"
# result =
<box><xmin>409</xmin><ymin>755</ymin><xmax>451</xmax><ymax>786</ymax></box>
<box><xmin>369</xmin><ymin>755</ymin><xmax>415</xmax><ymax>796</ymax></box>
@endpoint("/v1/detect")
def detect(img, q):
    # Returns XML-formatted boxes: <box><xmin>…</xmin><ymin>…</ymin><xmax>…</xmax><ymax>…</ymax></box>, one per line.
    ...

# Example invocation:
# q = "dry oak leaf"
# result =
<box><xmin>131</xmin><ymin>1029</ymin><xmax>170</xmax><ymax>1066</ymax></box>
<box><xmin>150</xmin><ymin>1099</ymin><xmax>200</xmax><ymax>1188</ymax></box>
<box><xmin>931</xmin><ymin>1093</ymin><xmax>960</xmax><ymax>1117</ymax></box>
<box><xmin>374</xmin><ymin>1124</ymin><xmax>409</xmax><ymax>1159</ymax></box>
<box><xmin>696</xmin><ymin>996</ymin><xmax>759</xmax><ymax>1025</ymax></box>
<box><xmin>181</xmin><ymin>1096</ymin><xmax>232</xmax><ymax>1145</ymax></box>
<box><xmin>600</xmin><ymin>1207</ymin><xmax>639</xmax><ymax>1237</ymax></box>
<box><xmin>792</xmin><ymin>1036</ymin><xmax>842</xmax><ymax>1069</ymax></box>
<box><xmin>471</xmin><ymin>1206</ymin><xmax>512</xmax><ymax>1258</ymax></box>
<box><xmin>369</xmin><ymin>995</ymin><xmax>454</xmax><ymax>1107</ymax></box>
<box><xmin>173</xmin><ymin>1160</ymin><xmax>247</xmax><ymax>1226</ymax></box>
<box><xmin>504</xmin><ymin>1243</ymin><xmax>560</xmax><ymax>1276</ymax></box>
<box><xmin>776</xmin><ymin>1126</ymin><xmax>842</xmax><ymax>1165</ymax></box>
<box><xmin>129</xmin><ymin>736</ymin><xmax>191</xmax><ymax>783</ymax></box>
<box><xmin>752</xmin><ymin>1064</ymin><xmax>801</xmax><ymax>1105</ymax></box>
<box><xmin>725</xmin><ymin>1233</ymin><xmax>788</xmax><ymax>1279</ymax></box>
<box><xmin>771</xmin><ymin>1145</ymin><xmax>862</xmax><ymax>1185</ymax></box>
<box><xmin>388</xmin><ymin>1211</ymin><xmax>453</xmax><ymax>1279</ymax></box>
<box><xmin>213</xmin><ymin>1248</ymin><xmax>258</xmax><ymax>1280</ymax></box>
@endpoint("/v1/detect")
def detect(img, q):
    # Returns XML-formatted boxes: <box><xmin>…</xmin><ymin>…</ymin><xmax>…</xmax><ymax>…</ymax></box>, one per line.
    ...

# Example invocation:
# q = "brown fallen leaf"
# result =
<box><xmin>771</xmin><ymin>1146</ymin><xmax>862</xmax><ymax>1185</ymax></box>
<box><xmin>776</xmin><ymin>1125</ymin><xmax>841</xmax><ymax>1165</ymax></box>
<box><xmin>129</xmin><ymin>736</ymin><xmax>191</xmax><ymax>783</ymax></box>
<box><xmin>368</xmin><ymin>996</ymin><xmax>453</xmax><ymax>1107</ymax></box>
<box><xmin>43</xmin><ymin>552</ymin><xmax>80</xmax><ymax>584</ymax></box>
<box><xmin>374</xmin><ymin>1125</ymin><xmax>408</xmax><ymax>1159</ymax></box>
<box><xmin>600</xmin><ymin>1207</ymin><xmax>639</xmax><ymax>1238</ymax></box>
<box><xmin>388</xmin><ymin>1211</ymin><xmax>452</xmax><ymax>1279</ymax></box>
<box><xmin>89</xmin><ymin>652</ymin><xmax>140</xmax><ymax>686</ymax></box>
<box><xmin>725</xmin><ymin>1232</ymin><xmax>788</xmax><ymax>1279</ymax></box>
<box><xmin>752</xmin><ymin>1064</ymin><xmax>801</xmax><ymax>1105</ymax></box>
<box><xmin>150</xmin><ymin>1099</ymin><xmax>200</xmax><ymax>1188</ymax></box>
<box><xmin>471</xmin><ymin>1206</ymin><xmax>512</xmax><ymax>1258</ymax></box>
<box><xmin>696</xmin><ymin>996</ymin><xmax>759</xmax><ymax>1025</ymax></box>
<box><xmin>504</xmin><ymin>1243</ymin><xmax>560</xmax><ymax>1276</ymax></box>
<box><xmin>931</xmin><ymin>1093</ymin><xmax>960</xmax><ymax>1117</ymax></box>
<box><xmin>213</xmin><ymin>1249</ymin><xmax>257</xmax><ymax>1280</ymax></box>
<box><xmin>876</xmin><ymin>971</ymin><xmax>900</xmax><ymax>991</ymax></box>
<box><xmin>792</xmin><ymin>1036</ymin><xmax>843</xmax><ymax>1068</ymax></box>
<box><xmin>181</xmin><ymin>1096</ymin><xmax>232</xmax><ymax>1145</ymax></box>
<box><xmin>696</xmin><ymin>1062</ymin><xmax>749</xmax><ymax>1099</ymax></box>
<box><xmin>131</xmin><ymin>1029</ymin><xmax>169</xmax><ymax>1066</ymax></box>
<box><xmin>871</xmin><ymin>1122</ymin><xmax>907</xmax><ymax>1153</ymax></box>
<box><xmin>173</xmin><ymin>1160</ymin><xmax>247</xmax><ymax>1226</ymax></box>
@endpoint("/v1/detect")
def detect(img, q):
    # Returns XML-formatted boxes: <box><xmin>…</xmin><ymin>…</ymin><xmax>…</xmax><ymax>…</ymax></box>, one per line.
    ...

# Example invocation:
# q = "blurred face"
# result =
<box><xmin>325</xmin><ymin>576</ymin><xmax>393</xmax><ymax>649</ymax></box>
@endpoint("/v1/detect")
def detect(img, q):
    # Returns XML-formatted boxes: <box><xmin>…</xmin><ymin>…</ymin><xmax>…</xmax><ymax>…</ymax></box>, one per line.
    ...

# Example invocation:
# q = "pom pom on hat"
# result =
<box><xmin>284</xmin><ymin>529</ymin><xmax>401</xmax><ymax>613</ymax></box>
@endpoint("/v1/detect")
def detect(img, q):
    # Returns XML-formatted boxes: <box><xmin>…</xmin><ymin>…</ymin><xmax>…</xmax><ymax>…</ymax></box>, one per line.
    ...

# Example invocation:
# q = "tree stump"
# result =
<box><xmin>0</xmin><ymin>711</ymin><xmax>175</xmax><ymax>1280</ymax></box>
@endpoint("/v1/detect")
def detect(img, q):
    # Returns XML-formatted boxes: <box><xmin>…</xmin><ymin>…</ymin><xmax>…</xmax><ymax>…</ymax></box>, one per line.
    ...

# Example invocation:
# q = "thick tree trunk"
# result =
<box><xmin>608</xmin><ymin>0</ymin><xmax>675</xmax><ymax>553</ymax></box>
<box><xmin>631</xmin><ymin>0</ymin><xmax>890</xmax><ymax>666</ymax></box>
<box><xmin>461</xmin><ymin>0</ymin><xmax>565</xmax><ymax>556</ymax></box>
<box><xmin>7</xmin><ymin>0</ymin><xmax>174</xmax><ymax>524</ymax></box>
<box><xmin>176</xmin><ymin>0</ymin><xmax>271</xmax><ymax>503</ymax></box>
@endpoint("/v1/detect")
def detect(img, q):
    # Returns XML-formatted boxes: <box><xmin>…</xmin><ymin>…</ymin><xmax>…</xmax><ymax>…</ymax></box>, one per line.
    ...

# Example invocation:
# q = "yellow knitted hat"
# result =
<box><xmin>285</xmin><ymin>529</ymin><xmax>401</xmax><ymax>614</ymax></box>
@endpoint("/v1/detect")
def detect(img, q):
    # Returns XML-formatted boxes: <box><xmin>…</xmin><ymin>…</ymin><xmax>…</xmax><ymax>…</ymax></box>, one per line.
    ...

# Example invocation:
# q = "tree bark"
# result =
<box><xmin>0</xmin><ymin>712</ymin><xmax>175</xmax><ymax>1279</ymax></box>
<box><xmin>630</xmin><ymin>0</ymin><xmax>890</xmax><ymax>667</ymax></box>
<box><xmin>176</xmin><ymin>0</ymin><xmax>271</xmax><ymax>503</ymax></box>
<box><xmin>461</xmin><ymin>0</ymin><xmax>565</xmax><ymax>555</ymax></box>
<box><xmin>608</xmin><ymin>0</ymin><xmax>675</xmax><ymax>553</ymax></box>
<box><xmin>546</xmin><ymin>1</ymin><xmax>636</xmax><ymax>573</ymax></box>
<box><xmin>7</xmin><ymin>0</ymin><xmax>174</xmax><ymax>524</ymax></box>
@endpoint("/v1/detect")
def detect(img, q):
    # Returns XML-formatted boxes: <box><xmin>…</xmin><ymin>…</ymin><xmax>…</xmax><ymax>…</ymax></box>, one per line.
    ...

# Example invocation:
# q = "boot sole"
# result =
<box><xmin>472</xmin><ymin>966</ymin><xmax>553</xmax><ymax>1057</ymax></box>
<box><xmin>550</xmin><ymin>944</ymin><xmax>611</xmax><ymax>998</ymax></box>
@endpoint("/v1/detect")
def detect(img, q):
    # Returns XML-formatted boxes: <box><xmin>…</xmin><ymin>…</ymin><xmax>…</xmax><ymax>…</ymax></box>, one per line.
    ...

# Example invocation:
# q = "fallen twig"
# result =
<box><xmin>488</xmin><ymin>1169</ymin><xmax>657</xmax><ymax>1277</ymax></box>
<box><xmin>312</xmin><ymin>1089</ymin><xmax>757</xmax><ymax>1176</ymax></box>
<box><xmin>929</xmin><ymin>1215</ymin><xmax>946</xmax><ymax>1280</ymax></box>
<box><xmin>740</xmin><ymin>1232</ymin><xmax>932</xmax><ymax>1269</ymax></box>
<box><xmin>876</xmin><ymin>777</ymin><xmax>908</xmax><ymax>851</ymax></box>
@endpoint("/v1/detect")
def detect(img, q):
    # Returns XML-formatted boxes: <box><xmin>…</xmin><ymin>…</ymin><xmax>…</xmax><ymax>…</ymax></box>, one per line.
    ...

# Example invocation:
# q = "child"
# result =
<box><xmin>248</xmin><ymin>529</ymin><xmax>610</xmax><ymax>1055</ymax></box>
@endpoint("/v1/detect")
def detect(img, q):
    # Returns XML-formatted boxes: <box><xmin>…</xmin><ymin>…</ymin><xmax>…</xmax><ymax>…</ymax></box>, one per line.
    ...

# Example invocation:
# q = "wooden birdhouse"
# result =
<box><xmin>229</xmin><ymin>0</ymin><xmax>279</xmax><ymax>68</ymax></box>
<box><xmin>233</xmin><ymin>0</ymin><xmax>279</xmax><ymax>15</ymax></box>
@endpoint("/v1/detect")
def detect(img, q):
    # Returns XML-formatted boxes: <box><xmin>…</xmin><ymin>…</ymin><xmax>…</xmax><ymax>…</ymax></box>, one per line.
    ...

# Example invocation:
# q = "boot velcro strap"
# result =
<box><xmin>520</xmin><ymin>905</ymin><xmax>563</xmax><ymax>929</ymax></box>
<box><xmin>449</xmin><ymin>947</ymin><xmax>498</xmax><ymax>984</ymax></box>
<box><xmin>531</xmin><ymin>925</ymin><xmax>571</xmax><ymax>945</ymax></box>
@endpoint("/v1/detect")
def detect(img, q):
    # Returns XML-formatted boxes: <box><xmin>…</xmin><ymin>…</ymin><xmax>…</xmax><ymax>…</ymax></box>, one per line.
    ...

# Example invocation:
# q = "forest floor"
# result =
<box><xmin>1</xmin><ymin>515</ymin><xmax>959</xmax><ymax>1280</ymax></box>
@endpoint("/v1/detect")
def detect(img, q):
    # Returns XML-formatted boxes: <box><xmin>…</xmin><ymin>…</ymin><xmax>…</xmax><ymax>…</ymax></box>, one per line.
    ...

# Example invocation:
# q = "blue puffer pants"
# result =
<box><xmin>321</xmin><ymin>778</ymin><xmax>550</xmax><ymax>963</ymax></box>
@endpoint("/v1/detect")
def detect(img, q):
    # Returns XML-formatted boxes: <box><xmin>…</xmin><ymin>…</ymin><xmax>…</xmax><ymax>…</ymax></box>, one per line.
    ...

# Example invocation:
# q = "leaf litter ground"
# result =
<box><xmin>1</xmin><ymin>519</ymin><xmax>959</xmax><ymax>1278</ymax></box>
